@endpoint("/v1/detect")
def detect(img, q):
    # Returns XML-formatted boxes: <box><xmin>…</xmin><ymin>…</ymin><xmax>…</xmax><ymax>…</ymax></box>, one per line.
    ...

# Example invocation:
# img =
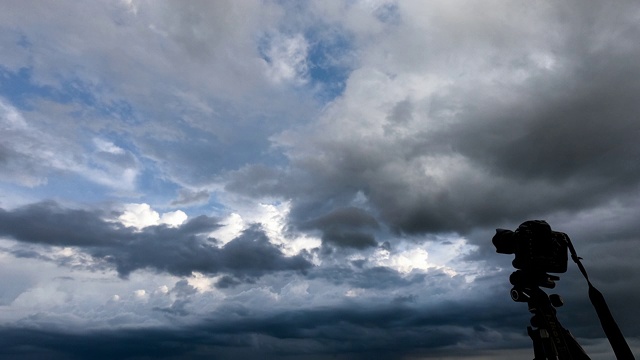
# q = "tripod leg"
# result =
<box><xmin>562</xmin><ymin>328</ymin><xmax>591</xmax><ymax>360</ymax></box>
<box><xmin>529</xmin><ymin>326</ymin><xmax>553</xmax><ymax>360</ymax></box>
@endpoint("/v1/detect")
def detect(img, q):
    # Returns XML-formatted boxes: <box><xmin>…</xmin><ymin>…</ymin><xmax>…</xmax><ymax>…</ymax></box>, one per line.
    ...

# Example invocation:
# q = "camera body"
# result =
<box><xmin>493</xmin><ymin>220</ymin><xmax>568</xmax><ymax>273</ymax></box>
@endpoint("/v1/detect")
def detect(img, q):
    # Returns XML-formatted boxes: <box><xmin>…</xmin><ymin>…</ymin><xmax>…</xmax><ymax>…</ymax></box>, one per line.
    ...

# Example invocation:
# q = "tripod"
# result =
<box><xmin>510</xmin><ymin>270</ymin><xmax>590</xmax><ymax>360</ymax></box>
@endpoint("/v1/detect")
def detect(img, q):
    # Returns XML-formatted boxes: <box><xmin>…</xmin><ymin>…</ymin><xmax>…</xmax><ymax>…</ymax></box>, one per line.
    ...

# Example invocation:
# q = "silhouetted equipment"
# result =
<box><xmin>493</xmin><ymin>220</ymin><xmax>568</xmax><ymax>273</ymax></box>
<box><xmin>493</xmin><ymin>220</ymin><xmax>635</xmax><ymax>360</ymax></box>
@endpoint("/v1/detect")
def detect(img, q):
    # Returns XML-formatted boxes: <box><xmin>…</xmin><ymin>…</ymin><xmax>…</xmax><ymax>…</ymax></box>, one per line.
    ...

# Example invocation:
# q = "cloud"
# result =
<box><xmin>0</xmin><ymin>201</ymin><xmax>311</xmax><ymax>279</ymax></box>
<box><xmin>118</xmin><ymin>203</ymin><xmax>187</xmax><ymax>229</ymax></box>
<box><xmin>0</xmin><ymin>285</ymin><xmax>541</xmax><ymax>360</ymax></box>
<box><xmin>261</xmin><ymin>32</ymin><xmax>310</xmax><ymax>84</ymax></box>
<box><xmin>170</xmin><ymin>189</ymin><xmax>211</xmax><ymax>206</ymax></box>
<box><xmin>0</xmin><ymin>0</ymin><xmax>319</xmax><ymax>195</ymax></box>
<box><xmin>322</xmin><ymin>230</ymin><xmax>377</xmax><ymax>249</ymax></box>
<box><xmin>301</xmin><ymin>206</ymin><xmax>380</xmax><ymax>248</ymax></box>
<box><xmin>0</xmin><ymin>201</ymin><xmax>122</xmax><ymax>247</ymax></box>
<box><xmin>223</xmin><ymin>0</ymin><xmax>640</xmax><ymax>238</ymax></box>
<box><xmin>0</xmin><ymin>97</ymin><xmax>141</xmax><ymax>192</ymax></box>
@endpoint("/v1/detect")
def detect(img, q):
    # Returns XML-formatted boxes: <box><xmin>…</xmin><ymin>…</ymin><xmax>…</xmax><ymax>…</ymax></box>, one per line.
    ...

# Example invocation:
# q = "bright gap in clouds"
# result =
<box><xmin>118</xmin><ymin>203</ymin><xmax>187</xmax><ymax>229</ymax></box>
<box><xmin>208</xmin><ymin>199</ymin><xmax>480</xmax><ymax>277</ymax></box>
<box><xmin>210</xmin><ymin>200</ymin><xmax>322</xmax><ymax>260</ymax></box>
<box><xmin>371</xmin><ymin>237</ymin><xmax>479</xmax><ymax>280</ymax></box>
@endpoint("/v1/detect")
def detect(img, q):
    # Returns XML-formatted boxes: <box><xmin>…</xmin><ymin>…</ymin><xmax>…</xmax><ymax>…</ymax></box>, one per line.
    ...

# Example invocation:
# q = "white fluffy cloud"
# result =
<box><xmin>118</xmin><ymin>203</ymin><xmax>187</xmax><ymax>229</ymax></box>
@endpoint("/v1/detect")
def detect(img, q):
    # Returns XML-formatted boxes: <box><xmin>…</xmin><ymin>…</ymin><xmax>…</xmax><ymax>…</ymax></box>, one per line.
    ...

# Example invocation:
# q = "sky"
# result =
<box><xmin>1</xmin><ymin>1</ymin><xmax>639</xmax><ymax>359</ymax></box>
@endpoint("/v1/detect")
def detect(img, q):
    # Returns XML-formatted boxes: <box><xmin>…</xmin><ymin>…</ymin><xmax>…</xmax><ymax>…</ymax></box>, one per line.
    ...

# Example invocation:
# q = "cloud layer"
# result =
<box><xmin>0</xmin><ymin>202</ymin><xmax>310</xmax><ymax>279</ymax></box>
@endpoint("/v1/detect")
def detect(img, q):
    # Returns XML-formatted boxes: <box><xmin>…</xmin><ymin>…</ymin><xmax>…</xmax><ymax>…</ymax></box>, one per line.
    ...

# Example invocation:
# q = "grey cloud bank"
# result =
<box><xmin>0</xmin><ymin>202</ymin><xmax>311</xmax><ymax>279</ymax></box>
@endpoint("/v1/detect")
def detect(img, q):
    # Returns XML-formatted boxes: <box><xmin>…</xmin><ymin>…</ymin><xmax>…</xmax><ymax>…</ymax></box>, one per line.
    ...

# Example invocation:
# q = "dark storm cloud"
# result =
<box><xmin>214</xmin><ymin>275</ymin><xmax>247</xmax><ymax>289</ymax></box>
<box><xmin>0</xmin><ymin>326</ymin><xmax>194</xmax><ymax>360</ymax></box>
<box><xmin>0</xmin><ymin>201</ymin><xmax>311</xmax><ymax>278</ymax></box>
<box><xmin>302</xmin><ymin>207</ymin><xmax>379</xmax><ymax>231</ymax></box>
<box><xmin>307</xmin><ymin>265</ymin><xmax>429</xmax><ymax>290</ymax></box>
<box><xmin>0</xmin><ymin>294</ymin><xmax>531</xmax><ymax>360</ymax></box>
<box><xmin>321</xmin><ymin>230</ymin><xmax>377</xmax><ymax>249</ymax></box>
<box><xmin>225</xmin><ymin>0</ymin><xmax>640</xmax><ymax>238</ymax></box>
<box><xmin>351</xmin><ymin>55</ymin><xmax>640</xmax><ymax>235</ymax></box>
<box><xmin>301</xmin><ymin>207</ymin><xmax>380</xmax><ymax>248</ymax></box>
<box><xmin>0</xmin><ymin>201</ymin><xmax>122</xmax><ymax>247</ymax></box>
<box><xmin>445</xmin><ymin>51</ymin><xmax>640</xmax><ymax>200</ymax></box>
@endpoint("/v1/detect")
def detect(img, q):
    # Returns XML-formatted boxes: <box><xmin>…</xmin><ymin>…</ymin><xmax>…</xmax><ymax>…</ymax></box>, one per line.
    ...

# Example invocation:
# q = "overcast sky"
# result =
<box><xmin>1</xmin><ymin>1</ymin><xmax>639</xmax><ymax>359</ymax></box>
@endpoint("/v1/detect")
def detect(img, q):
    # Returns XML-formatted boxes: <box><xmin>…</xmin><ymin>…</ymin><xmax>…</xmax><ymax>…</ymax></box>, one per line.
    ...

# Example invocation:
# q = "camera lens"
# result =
<box><xmin>492</xmin><ymin>229</ymin><xmax>516</xmax><ymax>254</ymax></box>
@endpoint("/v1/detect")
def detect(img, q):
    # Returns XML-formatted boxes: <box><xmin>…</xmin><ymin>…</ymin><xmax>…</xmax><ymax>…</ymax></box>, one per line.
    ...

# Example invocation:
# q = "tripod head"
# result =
<box><xmin>510</xmin><ymin>269</ymin><xmax>558</xmax><ymax>289</ymax></box>
<box><xmin>506</xmin><ymin>269</ymin><xmax>590</xmax><ymax>360</ymax></box>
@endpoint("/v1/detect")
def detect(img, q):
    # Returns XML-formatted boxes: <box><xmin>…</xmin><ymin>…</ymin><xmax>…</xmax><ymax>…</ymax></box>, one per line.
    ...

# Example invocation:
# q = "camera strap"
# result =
<box><xmin>566</xmin><ymin>238</ymin><xmax>635</xmax><ymax>360</ymax></box>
